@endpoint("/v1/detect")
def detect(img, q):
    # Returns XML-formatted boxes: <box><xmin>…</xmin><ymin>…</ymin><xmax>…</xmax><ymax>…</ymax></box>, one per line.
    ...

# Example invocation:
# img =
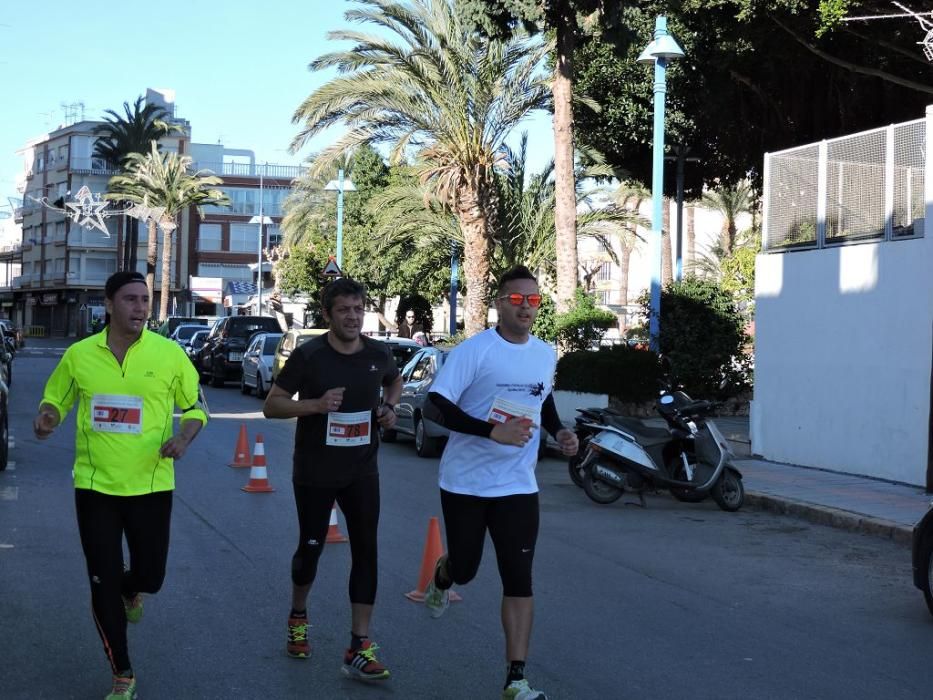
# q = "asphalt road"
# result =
<box><xmin>2</xmin><ymin>350</ymin><xmax>933</xmax><ymax>699</ymax></box>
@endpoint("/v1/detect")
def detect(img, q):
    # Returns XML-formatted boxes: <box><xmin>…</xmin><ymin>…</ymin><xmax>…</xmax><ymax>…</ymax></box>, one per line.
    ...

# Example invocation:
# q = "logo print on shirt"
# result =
<box><xmin>144</xmin><ymin>370</ymin><xmax>156</xmax><ymax>378</ymax></box>
<box><xmin>369</xmin><ymin>364</ymin><xmax>378</xmax><ymax>372</ymax></box>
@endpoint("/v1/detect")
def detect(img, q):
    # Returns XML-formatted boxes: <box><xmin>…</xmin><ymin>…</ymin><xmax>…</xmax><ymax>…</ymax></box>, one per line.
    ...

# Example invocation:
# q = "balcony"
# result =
<box><xmin>190</xmin><ymin>161</ymin><xmax>306</xmax><ymax>180</ymax></box>
<box><xmin>67</xmin><ymin>230</ymin><xmax>116</xmax><ymax>249</ymax></box>
<box><xmin>69</xmin><ymin>157</ymin><xmax>120</xmax><ymax>175</ymax></box>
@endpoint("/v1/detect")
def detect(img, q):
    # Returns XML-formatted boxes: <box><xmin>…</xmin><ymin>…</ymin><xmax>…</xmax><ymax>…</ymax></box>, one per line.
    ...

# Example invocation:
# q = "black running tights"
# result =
<box><xmin>291</xmin><ymin>474</ymin><xmax>380</xmax><ymax>605</ymax></box>
<box><xmin>74</xmin><ymin>488</ymin><xmax>173</xmax><ymax>674</ymax></box>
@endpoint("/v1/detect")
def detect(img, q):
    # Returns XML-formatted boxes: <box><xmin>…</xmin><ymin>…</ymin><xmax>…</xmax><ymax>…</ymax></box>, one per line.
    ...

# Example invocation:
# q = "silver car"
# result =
<box><xmin>240</xmin><ymin>332</ymin><xmax>282</xmax><ymax>399</ymax></box>
<box><xmin>382</xmin><ymin>347</ymin><xmax>449</xmax><ymax>457</ymax></box>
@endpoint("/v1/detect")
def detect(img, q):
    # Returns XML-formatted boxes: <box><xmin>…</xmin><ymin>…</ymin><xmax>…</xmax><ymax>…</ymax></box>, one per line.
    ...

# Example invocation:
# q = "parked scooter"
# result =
<box><xmin>576</xmin><ymin>381</ymin><xmax>744</xmax><ymax>511</ymax></box>
<box><xmin>568</xmin><ymin>407</ymin><xmax>619</xmax><ymax>488</ymax></box>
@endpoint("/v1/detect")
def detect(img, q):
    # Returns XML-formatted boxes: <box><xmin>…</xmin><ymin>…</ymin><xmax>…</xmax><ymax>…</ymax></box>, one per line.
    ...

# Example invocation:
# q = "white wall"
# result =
<box><xmin>753</xmin><ymin>236</ymin><xmax>933</xmax><ymax>484</ymax></box>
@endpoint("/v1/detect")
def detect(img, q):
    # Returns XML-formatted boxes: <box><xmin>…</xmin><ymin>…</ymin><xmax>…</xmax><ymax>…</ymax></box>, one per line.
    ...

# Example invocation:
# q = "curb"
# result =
<box><xmin>746</xmin><ymin>491</ymin><xmax>913</xmax><ymax>546</ymax></box>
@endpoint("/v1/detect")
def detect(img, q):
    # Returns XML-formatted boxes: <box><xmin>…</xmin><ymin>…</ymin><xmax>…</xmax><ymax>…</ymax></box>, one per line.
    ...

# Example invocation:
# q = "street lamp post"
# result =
<box><xmin>249</xmin><ymin>164</ymin><xmax>273</xmax><ymax>315</ymax></box>
<box><xmin>324</xmin><ymin>169</ymin><xmax>356</xmax><ymax>269</ymax></box>
<box><xmin>638</xmin><ymin>16</ymin><xmax>684</xmax><ymax>352</ymax></box>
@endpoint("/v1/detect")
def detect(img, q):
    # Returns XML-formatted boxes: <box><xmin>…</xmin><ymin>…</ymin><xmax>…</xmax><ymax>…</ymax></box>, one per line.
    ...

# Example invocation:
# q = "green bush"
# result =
<box><xmin>554</xmin><ymin>288</ymin><xmax>617</xmax><ymax>352</ymax></box>
<box><xmin>556</xmin><ymin>345</ymin><xmax>661</xmax><ymax>403</ymax></box>
<box><xmin>530</xmin><ymin>293</ymin><xmax>558</xmax><ymax>342</ymax></box>
<box><xmin>638</xmin><ymin>277</ymin><xmax>751</xmax><ymax>397</ymax></box>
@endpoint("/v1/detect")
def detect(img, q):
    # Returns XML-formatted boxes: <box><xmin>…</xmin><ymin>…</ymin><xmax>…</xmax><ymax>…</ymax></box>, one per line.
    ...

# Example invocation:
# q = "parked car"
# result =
<box><xmin>0</xmin><ymin>319</ymin><xmax>24</xmax><ymax>348</ymax></box>
<box><xmin>185</xmin><ymin>329</ymin><xmax>210</xmax><ymax>363</ymax></box>
<box><xmin>170</xmin><ymin>323</ymin><xmax>209</xmax><ymax>349</ymax></box>
<box><xmin>382</xmin><ymin>346</ymin><xmax>450</xmax><ymax>457</ymax></box>
<box><xmin>197</xmin><ymin>316</ymin><xmax>283</xmax><ymax>387</ymax></box>
<box><xmin>912</xmin><ymin>505</ymin><xmax>933</xmax><ymax>615</ymax></box>
<box><xmin>157</xmin><ymin>316</ymin><xmax>211</xmax><ymax>338</ymax></box>
<box><xmin>0</xmin><ymin>326</ymin><xmax>13</xmax><ymax>386</ymax></box>
<box><xmin>383</xmin><ymin>336</ymin><xmax>421</xmax><ymax>371</ymax></box>
<box><xmin>271</xmin><ymin>328</ymin><xmax>329</xmax><ymax>382</ymax></box>
<box><xmin>0</xmin><ymin>360</ymin><xmax>8</xmax><ymax>471</ymax></box>
<box><xmin>241</xmin><ymin>332</ymin><xmax>282</xmax><ymax>399</ymax></box>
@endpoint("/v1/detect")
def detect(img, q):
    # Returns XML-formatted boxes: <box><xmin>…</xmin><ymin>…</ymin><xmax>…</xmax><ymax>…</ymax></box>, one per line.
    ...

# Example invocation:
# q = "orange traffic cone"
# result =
<box><xmin>229</xmin><ymin>423</ymin><xmax>251</xmax><ymax>467</ymax></box>
<box><xmin>241</xmin><ymin>434</ymin><xmax>275</xmax><ymax>493</ymax></box>
<box><xmin>404</xmin><ymin>516</ymin><xmax>462</xmax><ymax>603</ymax></box>
<box><xmin>326</xmin><ymin>505</ymin><xmax>349</xmax><ymax>544</ymax></box>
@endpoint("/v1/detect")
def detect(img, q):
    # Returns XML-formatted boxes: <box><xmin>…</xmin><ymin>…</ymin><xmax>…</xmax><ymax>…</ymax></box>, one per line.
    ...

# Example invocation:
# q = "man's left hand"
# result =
<box><xmin>554</xmin><ymin>428</ymin><xmax>579</xmax><ymax>457</ymax></box>
<box><xmin>160</xmin><ymin>434</ymin><xmax>192</xmax><ymax>459</ymax></box>
<box><xmin>377</xmin><ymin>405</ymin><xmax>397</xmax><ymax>430</ymax></box>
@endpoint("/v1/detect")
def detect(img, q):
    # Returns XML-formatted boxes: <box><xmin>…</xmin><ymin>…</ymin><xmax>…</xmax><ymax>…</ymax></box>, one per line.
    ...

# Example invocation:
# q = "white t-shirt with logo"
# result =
<box><xmin>431</xmin><ymin>328</ymin><xmax>556</xmax><ymax>497</ymax></box>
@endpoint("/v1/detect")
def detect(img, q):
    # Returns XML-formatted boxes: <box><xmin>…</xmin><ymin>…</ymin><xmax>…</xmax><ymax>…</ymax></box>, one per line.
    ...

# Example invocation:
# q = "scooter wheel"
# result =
<box><xmin>582</xmin><ymin>466</ymin><xmax>624</xmax><ymax>505</ymax></box>
<box><xmin>712</xmin><ymin>467</ymin><xmax>744</xmax><ymax>512</ymax></box>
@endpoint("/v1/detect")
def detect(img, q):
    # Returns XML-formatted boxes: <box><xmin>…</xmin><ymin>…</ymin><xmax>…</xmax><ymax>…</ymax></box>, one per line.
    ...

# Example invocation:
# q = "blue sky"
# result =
<box><xmin>0</xmin><ymin>0</ymin><xmax>554</xmax><ymax>208</ymax></box>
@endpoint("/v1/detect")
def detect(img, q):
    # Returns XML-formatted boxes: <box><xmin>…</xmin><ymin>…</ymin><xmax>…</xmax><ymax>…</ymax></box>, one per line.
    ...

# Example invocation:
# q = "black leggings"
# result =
<box><xmin>439</xmin><ymin>490</ymin><xmax>539</xmax><ymax>597</ymax></box>
<box><xmin>74</xmin><ymin>488</ymin><xmax>173</xmax><ymax>674</ymax></box>
<box><xmin>292</xmin><ymin>473</ymin><xmax>380</xmax><ymax>605</ymax></box>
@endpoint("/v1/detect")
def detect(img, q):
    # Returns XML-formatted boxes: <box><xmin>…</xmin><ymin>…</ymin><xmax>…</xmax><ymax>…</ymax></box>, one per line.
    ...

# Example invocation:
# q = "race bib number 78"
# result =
<box><xmin>91</xmin><ymin>394</ymin><xmax>143</xmax><ymax>434</ymax></box>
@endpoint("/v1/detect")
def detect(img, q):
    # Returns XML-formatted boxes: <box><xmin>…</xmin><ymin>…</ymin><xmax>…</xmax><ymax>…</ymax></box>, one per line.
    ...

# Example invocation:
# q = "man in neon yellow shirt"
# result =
<box><xmin>34</xmin><ymin>271</ymin><xmax>208</xmax><ymax>700</ymax></box>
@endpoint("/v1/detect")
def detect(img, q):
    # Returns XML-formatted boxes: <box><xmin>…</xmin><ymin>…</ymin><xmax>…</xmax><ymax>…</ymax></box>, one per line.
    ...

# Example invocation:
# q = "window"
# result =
<box><xmin>55</xmin><ymin>258</ymin><xmax>65</xmax><ymax>273</ymax></box>
<box><xmin>229</xmin><ymin>223</ymin><xmax>257</xmax><ymax>252</ymax></box>
<box><xmin>198</xmin><ymin>224</ymin><xmax>222</xmax><ymax>251</ymax></box>
<box><xmin>597</xmin><ymin>262</ymin><xmax>612</xmax><ymax>282</ymax></box>
<box><xmin>36</xmin><ymin>155</ymin><xmax>45</xmax><ymax>172</ymax></box>
<box><xmin>85</xmin><ymin>257</ymin><xmax>117</xmax><ymax>278</ymax></box>
<box><xmin>597</xmin><ymin>290</ymin><xmax>612</xmax><ymax>305</ymax></box>
<box><xmin>267</xmin><ymin>224</ymin><xmax>282</xmax><ymax>247</ymax></box>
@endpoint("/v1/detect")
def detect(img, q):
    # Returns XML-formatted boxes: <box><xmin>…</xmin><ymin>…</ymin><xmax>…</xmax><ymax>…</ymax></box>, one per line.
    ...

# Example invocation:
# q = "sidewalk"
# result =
<box><xmin>715</xmin><ymin>416</ymin><xmax>928</xmax><ymax>545</ymax></box>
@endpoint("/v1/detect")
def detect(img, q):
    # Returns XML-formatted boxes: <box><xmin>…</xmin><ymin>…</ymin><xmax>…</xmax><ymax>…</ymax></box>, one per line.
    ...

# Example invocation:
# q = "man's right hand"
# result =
<box><xmin>490</xmin><ymin>417</ymin><xmax>535</xmax><ymax>447</ymax></box>
<box><xmin>33</xmin><ymin>408</ymin><xmax>59</xmax><ymax>440</ymax></box>
<box><xmin>317</xmin><ymin>387</ymin><xmax>346</xmax><ymax>414</ymax></box>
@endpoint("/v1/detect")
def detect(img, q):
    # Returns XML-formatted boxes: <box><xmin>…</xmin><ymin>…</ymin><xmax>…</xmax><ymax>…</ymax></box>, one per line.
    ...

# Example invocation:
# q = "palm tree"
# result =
<box><xmin>290</xmin><ymin>0</ymin><xmax>550</xmax><ymax>336</ymax></box>
<box><xmin>106</xmin><ymin>143</ymin><xmax>230</xmax><ymax>319</ymax></box>
<box><xmin>700</xmin><ymin>180</ymin><xmax>756</xmax><ymax>257</ymax></box>
<box><xmin>94</xmin><ymin>96</ymin><xmax>184</xmax><ymax>271</ymax></box>
<box><xmin>606</xmin><ymin>181</ymin><xmax>649</xmax><ymax>326</ymax></box>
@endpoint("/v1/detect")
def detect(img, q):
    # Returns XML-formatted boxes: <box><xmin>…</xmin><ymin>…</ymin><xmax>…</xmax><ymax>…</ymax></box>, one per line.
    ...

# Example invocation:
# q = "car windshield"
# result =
<box><xmin>191</xmin><ymin>333</ymin><xmax>207</xmax><ymax>348</ymax></box>
<box><xmin>175</xmin><ymin>325</ymin><xmax>203</xmax><ymax>341</ymax></box>
<box><xmin>227</xmin><ymin>318</ymin><xmax>280</xmax><ymax>338</ymax></box>
<box><xmin>391</xmin><ymin>344</ymin><xmax>419</xmax><ymax>369</ymax></box>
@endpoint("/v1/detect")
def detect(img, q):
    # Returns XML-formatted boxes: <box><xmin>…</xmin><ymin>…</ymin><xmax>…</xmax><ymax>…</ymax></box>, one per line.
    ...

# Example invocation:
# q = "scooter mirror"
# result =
<box><xmin>660</xmin><ymin>395</ymin><xmax>674</xmax><ymax>405</ymax></box>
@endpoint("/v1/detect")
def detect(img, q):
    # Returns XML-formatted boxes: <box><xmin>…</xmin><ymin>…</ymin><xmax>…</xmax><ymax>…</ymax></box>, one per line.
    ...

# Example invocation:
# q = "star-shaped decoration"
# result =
<box><xmin>65</xmin><ymin>186</ymin><xmax>110</xmax><ymax>236</ymax></box>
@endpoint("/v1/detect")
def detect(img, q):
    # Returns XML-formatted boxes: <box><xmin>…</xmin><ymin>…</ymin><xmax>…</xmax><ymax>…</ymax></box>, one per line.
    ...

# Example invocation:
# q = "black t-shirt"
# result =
<box><xmin>398</xmin><ymin>322</ymin><xmax>423</xmax><ymax>339</ymax></box>
<box><xmin>275</xmin><ymin>333</ymin><xmax>400</xmax><ymax>487</ymax></box>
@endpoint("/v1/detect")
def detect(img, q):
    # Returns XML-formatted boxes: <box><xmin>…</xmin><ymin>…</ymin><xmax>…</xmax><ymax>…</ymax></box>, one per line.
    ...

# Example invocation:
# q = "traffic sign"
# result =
<box><xmin>322</xmin><ymin>256</ymin><xmax>343</xmax><ymax>277</ymax></box>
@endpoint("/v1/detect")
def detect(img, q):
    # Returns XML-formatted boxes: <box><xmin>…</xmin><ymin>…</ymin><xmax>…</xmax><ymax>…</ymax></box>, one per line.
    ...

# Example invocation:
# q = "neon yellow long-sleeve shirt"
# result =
<box><xmin>39</xmin><ymin>328</ymin><xmax>209</xmax><ymax>495</ymax></box>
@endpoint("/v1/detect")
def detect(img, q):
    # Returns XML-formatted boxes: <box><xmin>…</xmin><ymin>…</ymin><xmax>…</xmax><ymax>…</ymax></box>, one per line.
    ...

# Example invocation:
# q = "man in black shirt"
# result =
<box><xmin>263</xmin><ymin>278</ymin><xmax>402</xmax><ymax>682</ymax></box>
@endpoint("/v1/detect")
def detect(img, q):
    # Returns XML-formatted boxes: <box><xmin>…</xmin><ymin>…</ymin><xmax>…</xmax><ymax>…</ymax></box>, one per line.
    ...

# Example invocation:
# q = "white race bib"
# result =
<box><xmin>326</xmin><ymin>410</ymin><xmax>372</xmax><ymax>447</ymax></box>
<box><xmin>91</xmin><ymin>394</ymin><xmax>143</xmax><ymax>434</ymax></box>
<box><xmin>486</xmin><ymin>396</ymin><xmax>539</xmax><ymax>426</ymax></box>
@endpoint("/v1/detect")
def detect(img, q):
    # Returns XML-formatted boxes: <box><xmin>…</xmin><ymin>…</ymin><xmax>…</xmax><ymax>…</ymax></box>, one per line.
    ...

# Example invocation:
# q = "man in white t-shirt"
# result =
<box><xmin>424</xmin><ymin>266</ymin><xmax>578</xmax><ymax>700</ymax></box>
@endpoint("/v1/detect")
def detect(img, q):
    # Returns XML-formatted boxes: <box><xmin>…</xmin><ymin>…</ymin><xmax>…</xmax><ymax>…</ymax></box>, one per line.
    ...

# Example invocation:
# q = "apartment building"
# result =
<box><xmin>9</xmin><ymin>89</ymin><xmax>301</xmax><ymax>336</ymax></box>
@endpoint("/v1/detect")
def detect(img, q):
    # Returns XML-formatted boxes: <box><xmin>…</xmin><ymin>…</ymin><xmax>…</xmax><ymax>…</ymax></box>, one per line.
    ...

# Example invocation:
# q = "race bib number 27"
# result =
<box><xmin>91</xmin><ymin>394</ymin><xmax>143</xmax><ymax>434</ymax></box>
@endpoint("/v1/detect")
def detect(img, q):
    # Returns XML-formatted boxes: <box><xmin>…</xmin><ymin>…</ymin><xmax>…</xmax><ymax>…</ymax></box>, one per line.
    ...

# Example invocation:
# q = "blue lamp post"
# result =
<box><xmin>638</xmin><ymin>16</ymin><xmax>684</xmax><ymax>353</ymax></box>
<box><xmin>324</xmin><ymin>169</ymin><xmax>356</xmax><ymax>269</ymax></box>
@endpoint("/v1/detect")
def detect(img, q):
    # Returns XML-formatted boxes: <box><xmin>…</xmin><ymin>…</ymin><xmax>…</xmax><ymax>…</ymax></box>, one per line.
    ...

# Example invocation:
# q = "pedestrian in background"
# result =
<box><xmin>263</xmin><ymin>277</ymin><xmax>402</xmax><ymax>682</ymax></box>
<box><xmin>33</xmin><ymin>270</ymin><xmax>208</xmax><ymax>699</ymax></box>
<box><xmin>424</xmin><ymin>265</ymin><xmax>578</xmax><ymax>700</ymax></box>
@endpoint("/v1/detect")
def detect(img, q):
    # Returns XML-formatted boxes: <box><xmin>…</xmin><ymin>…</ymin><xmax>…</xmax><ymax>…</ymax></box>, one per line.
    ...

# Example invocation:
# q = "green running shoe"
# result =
<box><xmin>342</xmin><ymin>640</ymin><xmax>390</xmax><ymax>681</ymax></box>
<box><xmin>122</xmin><ymin>595</ymin><xmax>143</xmax><ymax>624</ymax></box>
<box><xmin>424</xmin><ymin>555</ymin><xmax>450</xmax><ymax>618</ymax></box>
<box><xmin>503</xmin><ymin>679</ymin><xmax>547</xmax><ymax>700</ymax></box>
<box><xmin>105</xmin><ymin>674</ymin><xmax>137</xmax><ymax>699</ymax></box>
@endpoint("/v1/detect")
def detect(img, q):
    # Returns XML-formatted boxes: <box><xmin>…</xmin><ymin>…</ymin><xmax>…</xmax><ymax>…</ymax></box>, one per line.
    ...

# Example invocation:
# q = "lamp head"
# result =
<box><xmin>637</xmin><ymin>16</ymin><xmax>684</xmax><ymax>64</ymax></box>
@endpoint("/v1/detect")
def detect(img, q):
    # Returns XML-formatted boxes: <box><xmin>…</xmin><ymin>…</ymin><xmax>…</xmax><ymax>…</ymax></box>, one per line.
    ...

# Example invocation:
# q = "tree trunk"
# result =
<box><xmin>618</xmin><ymin>245</ymin><xmax>633</xmax><ymax>333</ymax></box>
<box><xmin>455</xmin><ymin>187</ymin><xmax>492</xmax><ymax>337</ymax></box>
<box><xmin>662</xmin><ymin>197</ymin><xmax>673</xmax><ymax>287</ymax></box>
<box><xmin>159</xmin><ymin>225</ymin><xmax>173</xmax><ymax>321</ymax></box>
<box><xmin>552</xmin><ymin>9</ymin><xmax>578</xmax><ymax>314</ymax></box>
<box><xmin>145</xmin><ymin>219</ymin><xmax>157</xmax><ymax>318</ymax></box>
<box><xmin>686</xmin><ymin>204</ymin><xmax>695</xmax><ymax>275</ymax></box>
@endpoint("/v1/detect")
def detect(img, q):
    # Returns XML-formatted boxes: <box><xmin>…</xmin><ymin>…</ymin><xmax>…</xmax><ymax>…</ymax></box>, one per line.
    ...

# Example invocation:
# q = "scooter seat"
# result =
<box><xmin>606</xmin><ymin>416</ymin><xmax>670</xmax><ymax>443</ymax></box>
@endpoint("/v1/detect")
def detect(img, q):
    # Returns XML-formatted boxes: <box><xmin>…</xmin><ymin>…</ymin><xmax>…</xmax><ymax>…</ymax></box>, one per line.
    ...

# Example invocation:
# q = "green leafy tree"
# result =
<box><xmin>290</xmin><ymin>0</ymin><xmax>551</xmax><ymax>336</ymax></box>
<box><xmin>95</xmin><ymin>96</ymin><xmax>184</xmax><ymax>271</ymax></box>
<box><xmin>638</xmin><ymin>276</ymin><xmax>751</xmax><ymax>396</ymax></box>
<box><xmin>720</xmin><ymin>230</ymin><xmax>761</xmax><ymax>312</ymax></box>
<box><xmin>106</xmin><ymin>142</ymin><xmax>229</xmax><ymax>320</ymax></box>
<box><xmin>572</xmin><ymin>2</ymin><xmax>933</xmax><ymax>195</ymax></box>
<box><xmin>530</xmin><ymin>291</ymin><xmax>558</xmax><ymax>343</ymax></box>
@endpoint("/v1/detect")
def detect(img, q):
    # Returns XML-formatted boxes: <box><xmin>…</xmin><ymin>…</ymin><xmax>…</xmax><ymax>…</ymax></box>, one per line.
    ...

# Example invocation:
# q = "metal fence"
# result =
<box><xmin>763</xmin><ymin>117</ymin><xmax>926</xmax><ymax>251</ymax></box>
